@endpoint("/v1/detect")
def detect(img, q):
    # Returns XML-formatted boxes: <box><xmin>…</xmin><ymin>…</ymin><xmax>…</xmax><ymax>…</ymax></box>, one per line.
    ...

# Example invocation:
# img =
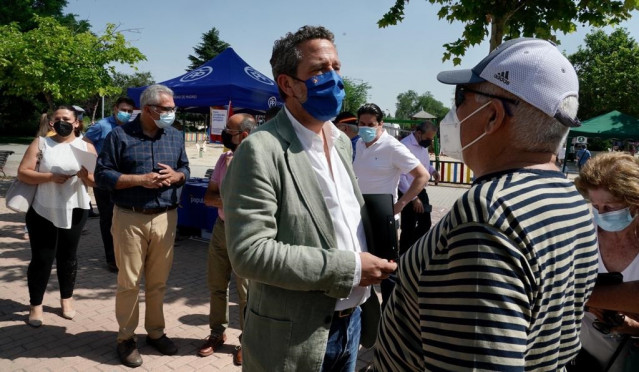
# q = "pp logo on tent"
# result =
<box><xmin>268</xmin><ymin>97</ymin><xmax>278</xmax><ymax>107</ymax></box>
<box><xmin>245</xmin><ymin>66</ymin><xmax>274</xmax><ymax>85</ymax></box>
<box><xmin>180</xmin><ymin>66</ymin><xmax>213</xmax><ymax>82</ymax></box>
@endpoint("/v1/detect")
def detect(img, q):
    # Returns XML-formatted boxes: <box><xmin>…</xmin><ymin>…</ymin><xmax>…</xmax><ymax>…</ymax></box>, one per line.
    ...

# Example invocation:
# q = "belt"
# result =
<box><xmin>334</xmin><ymin>307</ymin><xmax>356</xmax><ymax>318</ymax></box>
<box><xmin>117</xmin><ymin>205</ymin><xmax>178</xmax><ymax>215</ymax></box>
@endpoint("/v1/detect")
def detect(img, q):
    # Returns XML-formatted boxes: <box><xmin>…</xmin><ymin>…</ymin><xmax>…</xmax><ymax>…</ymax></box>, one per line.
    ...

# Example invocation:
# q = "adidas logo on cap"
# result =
<box><xmin>494</xmin><ymin>71</ymin><xmax>510</xmax><ymax>85</ymax></box>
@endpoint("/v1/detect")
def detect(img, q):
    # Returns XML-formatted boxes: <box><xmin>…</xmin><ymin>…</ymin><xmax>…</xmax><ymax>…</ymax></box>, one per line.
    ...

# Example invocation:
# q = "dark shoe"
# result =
<box><xmin>197</xmin><ymin>333</ymin><xmax>226</xmax><ymax>357</ymax></box>
<box><xmin>146</xmin><ymin>334</ymin><xmax>177</xmax><ymax>355</ymax></box>
<box><xmin>107</xmin><ymin>262</ymin><xmax>119</xmax><ymax>273</ymax></box>
<box><xmin>117</xmin><ymin>339</ymin><xmax>142</xmax><ymax>368</ymax></box>
<box><xmin>88</xmin><ymin>211</ymin><xmax>100</xmax><ymax>218</ymax></box>
<box><xmin>233</xmin><ymin>345</ymin><xmax>242</xmax><ymax>366</ymax></box>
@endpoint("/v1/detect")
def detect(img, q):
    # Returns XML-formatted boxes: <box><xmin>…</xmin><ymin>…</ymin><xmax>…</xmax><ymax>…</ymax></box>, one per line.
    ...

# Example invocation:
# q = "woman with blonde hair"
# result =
<box><xmin>573</xmin><ymin>152</ymin><xmax>639</xmax><ymax>372</ymax></box>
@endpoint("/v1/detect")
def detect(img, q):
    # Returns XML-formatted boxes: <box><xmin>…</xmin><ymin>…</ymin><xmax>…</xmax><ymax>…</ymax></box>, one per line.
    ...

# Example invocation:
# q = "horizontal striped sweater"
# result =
<box><xmin>375</xmin><ymin>169</ymin><xmax>599</xmax><ymax>371</ymax></box>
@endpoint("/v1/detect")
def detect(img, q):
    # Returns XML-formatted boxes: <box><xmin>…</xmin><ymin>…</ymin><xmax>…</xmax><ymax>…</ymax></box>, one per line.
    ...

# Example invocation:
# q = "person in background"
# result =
<box><xmin>95</xmin><ymin>84</ymin><xmax>189</xmax><ymax>368</ymax></box>
<box><xmin>264</xmin><ymin>105</ymin><xmax>281</xmax><ymax>122</ymax></box>
<box><xmin>197</xmin><ymin>113</ymin><xmax>256</xmax><ymax>366</ymax></box>
<box><xmin>71</xmin><ymin>105</ymin><xmax>99</xmax><ymax>219</ymax></box>
<box><xmin>35</xmin><ymin>112</ymin><xmax>54</xmax><ymax>137</ymax></box>
<box><xmin>84</xmin><ymin>97</ymin><xmax>136</xmax><ymax>273</ymax></box>
<box><xmin>398</xmin><ymin>121</ymin><xmax>440</xmax><ymax>252</ymax></box>
<box><xmin>221</xmin><ymin>25</ymin><xmax>396</xmax><ymax>371</ymax></box>
<box><xmin>333</xmin><ymin>111</ymin><xmax>359</xmax><ymax>161</ymax></box>
<box><xmin>577</xmin><ymin>144</ymin><xmax>592</xmax><ymax>170</ymax></box>
<box><xmin>18</xmin><ymin>105</ymin><xmax>96</xmax><ymax>327</ymax></box>
<box><xmin>570</xmin><ymin>152</ymin><xmax>639</xmax><ymax>372</ymax></box>
<box><xmin>375</xmin><ymin>37</ymin><xmax>599</xmax><ymax>371</ymax></box>
<box><xmin>353</xmin><ymin>102</ymin><xmax>429</xmax><ymax>308</ymax></box>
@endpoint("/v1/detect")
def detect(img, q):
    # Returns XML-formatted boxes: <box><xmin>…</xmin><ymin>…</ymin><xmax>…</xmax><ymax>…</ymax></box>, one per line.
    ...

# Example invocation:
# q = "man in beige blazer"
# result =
<box><xmin>222</xmin><ymin>26</ymin><xmax>397</xmax><ymax>371</ymax></box>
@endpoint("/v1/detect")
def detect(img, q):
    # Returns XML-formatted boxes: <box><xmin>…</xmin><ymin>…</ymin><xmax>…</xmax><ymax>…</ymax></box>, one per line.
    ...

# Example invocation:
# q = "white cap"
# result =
<box><xmin>437</xmin><ymin>37</ymin><xmax>580</xmax><ymax>127</ymax></box>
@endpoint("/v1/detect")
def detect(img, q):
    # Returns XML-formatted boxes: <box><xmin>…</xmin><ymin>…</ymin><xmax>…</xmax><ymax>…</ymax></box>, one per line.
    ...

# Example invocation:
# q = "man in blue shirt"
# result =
<box><xmin>577</xmin><ymin>144</ymin><xmax>592</xmax><ymax>170</ymax></box>
<box><xmin>84</xmin><ymin>97</ymin><xmax>135</xmax><ymax>273</ymax></box>
<box><xmin>95</xmin><ymin>85</ymin><xmax>189</xmax><ymax>368</ymax></box>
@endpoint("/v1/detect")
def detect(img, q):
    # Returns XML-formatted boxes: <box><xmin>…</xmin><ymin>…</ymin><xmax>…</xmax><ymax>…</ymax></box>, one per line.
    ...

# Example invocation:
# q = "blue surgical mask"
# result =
<box><xmin>116</xmin><ymin>111</ymin><xmax>131</xmax><ymax>123</ymax></box>
<box><xmin>154</xmin><ymin>112</ymin><xmax>175</xmax><ymax>129</ymax></box>
<box><xmin>297</xmin><ymin>70</ymin><xmax>345</xmax><ymax>121</ymax></box>
<box><xmin>359</xmin><ymin>127</ymin><xmax>377</xmax><ymax>143</ymax></box>
<box><xmin>593</xmin><ymin>207</ymin><xmax>635</xmax><ymax>232</ymax></box>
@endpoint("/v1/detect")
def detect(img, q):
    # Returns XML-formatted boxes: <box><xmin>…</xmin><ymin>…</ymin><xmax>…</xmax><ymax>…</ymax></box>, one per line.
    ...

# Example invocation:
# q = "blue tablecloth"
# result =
<box><xmin>178</xmin><ymin>178</ymin><xmax>218</xmax><ymax>231</ymax></box>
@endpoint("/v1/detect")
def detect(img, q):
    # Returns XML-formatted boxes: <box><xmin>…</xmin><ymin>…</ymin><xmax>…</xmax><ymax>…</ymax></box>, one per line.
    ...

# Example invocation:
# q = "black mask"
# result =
<box><xmin>221</xmin><ymin>130</ymin><xmax>238</xmax><ymax>152</ymax></box>
<box><xmin>419</xmin><ymin>139</ymin><xmax>432</xmax><ymax>148</ymax></box>
<box><xmin>53</xmin><ymin>120</ymin><xmax>74</xmax><ymax>137</ymax></box>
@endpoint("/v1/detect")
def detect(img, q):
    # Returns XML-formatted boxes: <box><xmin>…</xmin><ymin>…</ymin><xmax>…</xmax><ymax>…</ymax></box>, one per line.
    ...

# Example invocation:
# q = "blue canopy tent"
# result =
<box><xmin>127</xmin><ymin>47</ymin><xmax>281</xmax><ymax>113</ymax></box>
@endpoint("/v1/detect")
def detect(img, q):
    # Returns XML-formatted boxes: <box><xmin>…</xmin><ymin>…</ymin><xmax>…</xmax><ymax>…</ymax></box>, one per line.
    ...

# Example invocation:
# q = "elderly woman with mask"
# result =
<box><xmin>573</xmin><ymin>152</ymin><xmax>639</xmax><ymax>372</ymax></box>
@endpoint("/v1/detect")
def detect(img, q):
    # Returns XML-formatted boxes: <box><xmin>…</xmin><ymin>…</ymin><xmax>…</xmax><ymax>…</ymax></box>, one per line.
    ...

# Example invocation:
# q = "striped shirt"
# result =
<box><xmin>374</xmin><ymin>169</ymin><xmax>599</xmax><ymax>371</ymax></box>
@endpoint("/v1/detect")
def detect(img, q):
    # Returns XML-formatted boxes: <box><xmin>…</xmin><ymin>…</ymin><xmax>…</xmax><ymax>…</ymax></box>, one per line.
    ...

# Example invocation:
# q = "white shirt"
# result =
<box><xmin>353</xmin><ymin>130</ymin><xmax>420</xmax><ymax>204</ymax></box>
<box><xmin>286</xmin><ymin>107</ymin><xmax>369</xmax><ymax>311</ymax></box>
<box><xmin>33</xmin><ymin>137</ymin><xmax>91</xmax><ymax>228</ymax></box>
<box><xmin>398</xmin><ymin>132</ymin><xmax>435</xmax><ymax>194</ymax></box>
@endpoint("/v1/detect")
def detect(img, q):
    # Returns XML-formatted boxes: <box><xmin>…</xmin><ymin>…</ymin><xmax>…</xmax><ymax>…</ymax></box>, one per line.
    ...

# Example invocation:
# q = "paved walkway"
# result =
<box><xmin>0</xmin><ymin>142</ymin><xmax>467</xmax><ymax>371</ymax></box>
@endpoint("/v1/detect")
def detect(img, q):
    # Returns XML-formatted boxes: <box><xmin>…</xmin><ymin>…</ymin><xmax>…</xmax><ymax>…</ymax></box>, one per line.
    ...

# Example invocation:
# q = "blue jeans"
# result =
<box><xmin>321</xmin><ymin>307</ymin><xmax>361</xmax><ymax>372</ymax></box>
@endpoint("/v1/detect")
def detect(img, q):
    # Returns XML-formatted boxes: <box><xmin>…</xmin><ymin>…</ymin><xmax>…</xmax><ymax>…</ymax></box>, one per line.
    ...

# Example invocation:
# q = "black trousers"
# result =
<box><xmin>93</xmin><ymin>187</ymin><xmax>115</xmax><ymax>264</ymax></box>
<box><xmin>399</xmin><ymin>189</ymin><xmax>432</xmax><ymax>254</ymax></box>
<box><xmin>26</xmin><ymin>207</ymin><xmax>88</xmax><ymax>305</ymax></box>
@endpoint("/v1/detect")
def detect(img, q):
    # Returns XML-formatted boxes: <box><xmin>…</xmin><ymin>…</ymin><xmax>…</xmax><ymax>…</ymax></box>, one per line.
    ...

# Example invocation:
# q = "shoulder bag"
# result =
<box><xmin>6</xmin><ymin>137</ymin><xmax>44</xmax><ymax>213</ymax></box>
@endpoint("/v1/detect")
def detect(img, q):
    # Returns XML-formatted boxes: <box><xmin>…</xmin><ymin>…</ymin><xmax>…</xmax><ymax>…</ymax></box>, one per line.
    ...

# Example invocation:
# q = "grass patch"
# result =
<box><xmin>0</xmin><ymin>136</ymin><xmax>34</xmax><ymax>145</ymax></box>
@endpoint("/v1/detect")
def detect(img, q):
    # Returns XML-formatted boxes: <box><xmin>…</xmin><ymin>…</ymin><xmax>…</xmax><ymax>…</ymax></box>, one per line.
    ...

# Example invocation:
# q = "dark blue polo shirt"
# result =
<box><xmin>95</xmin><ymin>116</ymin><xmax>190</xmax><ymax>209</ymax></box>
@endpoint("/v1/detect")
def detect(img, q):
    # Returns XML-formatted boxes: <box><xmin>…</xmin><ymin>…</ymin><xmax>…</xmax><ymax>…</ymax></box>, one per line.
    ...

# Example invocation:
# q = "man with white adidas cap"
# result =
<box><xmin>374</xmin><ymin>38</ymin><xmax>599</xmax><ymax>371</ymax></box>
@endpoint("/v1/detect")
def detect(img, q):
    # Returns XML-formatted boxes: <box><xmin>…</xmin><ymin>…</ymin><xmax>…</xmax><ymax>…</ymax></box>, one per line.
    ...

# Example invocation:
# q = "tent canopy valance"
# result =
<box><xmin>127</xmin><ymin>47</ymin><xmax>281</xmax><ymax>113</ymax></box>
<box><xmin>570</xmin><ymin>111</ymin><xmax>639</xmax><ymax>140</ymax></box>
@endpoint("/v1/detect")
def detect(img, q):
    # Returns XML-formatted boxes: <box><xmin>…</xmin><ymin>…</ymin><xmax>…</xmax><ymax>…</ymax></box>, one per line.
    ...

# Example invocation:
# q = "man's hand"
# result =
<box><xmin>412</xmin><ymin>198</ymin><xmax>424</xmax><ymax>213</ymax></box>
<box><xmin>155</xmin><ymin>162</ymin><xmax>183</xmax><ymax>187</ymax></box>
<box><xmin>140</xmin><ymin>171</ymin><xmax>170</xmax><ymax>189</ymax></box>
<box><xmin>359</xmin><ymin>252</ymin><xmax>398</xmax><ymax>286</ymax></box>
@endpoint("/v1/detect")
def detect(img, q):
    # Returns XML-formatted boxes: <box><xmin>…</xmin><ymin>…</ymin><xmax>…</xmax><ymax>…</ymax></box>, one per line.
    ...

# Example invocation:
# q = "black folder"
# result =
<box><xmin>362</xmin><ymin>194</ymin><xmax>399</xmax><ymax>261</ymax></box>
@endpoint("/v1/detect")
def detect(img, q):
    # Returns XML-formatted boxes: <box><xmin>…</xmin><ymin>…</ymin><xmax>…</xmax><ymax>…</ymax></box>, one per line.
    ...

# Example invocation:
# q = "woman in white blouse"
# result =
<box><xmin>17</xmin><ymin>105</ymin><xmax>97</xmax><ymax>327</ymax></box>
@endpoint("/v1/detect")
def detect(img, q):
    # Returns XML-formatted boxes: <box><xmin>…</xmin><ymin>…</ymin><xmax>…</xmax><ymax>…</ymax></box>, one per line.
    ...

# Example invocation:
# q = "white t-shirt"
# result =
<box><xmin>580</xmin><ymin>247</ymin><xmax>639</xmax><ymax>372</ymax></box>
<box><xmin>353</xmin><ymin>130</ymin><xmax>420</xmax><ymax>204</ymax></box>
<box><xmin>33</xmin><ymin>137</ymin><xmax>91</xmax><ymax>228</ymax></box>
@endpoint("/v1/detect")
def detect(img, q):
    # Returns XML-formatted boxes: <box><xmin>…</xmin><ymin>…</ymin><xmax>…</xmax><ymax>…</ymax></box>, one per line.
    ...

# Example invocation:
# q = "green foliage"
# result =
<box><xmin>379</xmin><ymin>0</ymin><xmax>638</xmax><ymax>65</ymax></box>
<box><xmin>342</xmin><ymin>76</ymin><xmax>371</xmax><ymax>114</ymax></box>
<box><xmin>569</xmin><ymin>28</ymin><xmax>639</xmax><ymax>120</ymax></box>
<box><xmin>187</xmin><ymin>27</ymin><xmax>230</xmax><ymax>71</ymax></box>
<box><xmin>0</xmin><ymin>16</ymin><xmax>146</xmax><ymax>110</ymax></box>
<box><xmin>394</xmin><ymin>90</ymin><xmax>448</xmax><ymax>120</ymax></box>
<box><xmin>0</xmin><ymin>0</ymin><xmax>89</xmax><ymax>32</ymax></box>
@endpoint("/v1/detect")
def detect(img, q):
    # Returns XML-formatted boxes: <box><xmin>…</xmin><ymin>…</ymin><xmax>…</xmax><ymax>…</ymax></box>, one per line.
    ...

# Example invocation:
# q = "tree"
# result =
<box><xmin>395</xmin><ymin>90</ymin><xmax>448</xmax><ymax>120</ymax></box>
<box><xmin>0</xmin><ymin>16</ymin><xmax>146</xmax><ymax>111</ymax></box>
<box><xmin>342</xmin><ymin>76</ymin><xmax>371</xmax><ymax>113</ymax></box>
<box><xmin>379</xmin><ymin>0</ymin><xmax>638</xmax><ymax>65</ymax></box>
<box><xmin>569</xmin><ymin>28</ymin><xmax>639</xmax><ymax>120</ymax></box>
<box><xmin>186</xmin><ymin>27</ymin><xmax>230</xmax><ymax>71</ymax></box>
<box><xmin>0</xmin><ymin>0</ymin><xmax>90</xmax><ymax>32</ymax></box>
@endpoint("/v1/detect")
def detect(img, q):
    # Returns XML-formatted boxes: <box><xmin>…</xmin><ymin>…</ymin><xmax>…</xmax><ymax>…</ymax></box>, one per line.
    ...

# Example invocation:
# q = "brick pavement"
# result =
<box><xmin>0</xmin><ymin>143</ymin><xmax>467</xmax><ymax>371</ymax></box>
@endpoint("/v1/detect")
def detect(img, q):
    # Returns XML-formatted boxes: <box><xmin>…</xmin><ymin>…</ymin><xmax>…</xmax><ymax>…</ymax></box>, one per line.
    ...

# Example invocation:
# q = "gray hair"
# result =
<box><xmin>239</xmin><ymin>114</ymin><xmax>257</xmax><ymax>133</ymax></box>
<box><xmin>270</xmin><ymin>25</ymin><xmax>335</xmax><ymax>99</ymax></box>
<box><xmin>140</xmin><ymin>84</ymin><xmax>174</xmax><ymax>107</ymax></box>
<box><xmin>476</xmin><ymin>83</ymin><xmax>576</xmax><ymax>153</ymax></box>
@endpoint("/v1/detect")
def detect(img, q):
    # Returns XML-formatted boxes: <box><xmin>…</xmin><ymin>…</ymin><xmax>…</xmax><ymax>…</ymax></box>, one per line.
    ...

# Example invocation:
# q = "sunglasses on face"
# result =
<box><xmin>455</xmin><ymin>86</ymin><xmax>519</xmax><ymax>111</ymax></box>
<box><xmin>150</xmin><ymin>105</ymin><xmax>178</xmax><ymax>114</ymax></box>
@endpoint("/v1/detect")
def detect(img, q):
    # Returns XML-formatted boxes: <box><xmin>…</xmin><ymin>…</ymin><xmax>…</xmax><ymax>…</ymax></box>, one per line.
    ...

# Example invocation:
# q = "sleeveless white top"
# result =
<box><xmin>32</xmin><ymin>136</ymin><xmax>91</xmax><ymax>228</ymax></box>
<box><xmin>580</xmin><ymin>245</ymin><xmax>639</xmax><ymax>372</ymax></box>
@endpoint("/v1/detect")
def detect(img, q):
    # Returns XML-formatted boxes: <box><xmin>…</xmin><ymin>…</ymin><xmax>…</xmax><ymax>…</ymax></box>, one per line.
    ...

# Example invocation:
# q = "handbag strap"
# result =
<box><xmin>35</xmin><ymin>136</ymin><xmax>44</xmax><ymax>171</ymax></box>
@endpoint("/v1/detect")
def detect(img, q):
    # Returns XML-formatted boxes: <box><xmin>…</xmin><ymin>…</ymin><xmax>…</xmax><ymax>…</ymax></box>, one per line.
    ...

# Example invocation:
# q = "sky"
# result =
<box><xmin>65</xmin><ymin>0</ymin><xmax>639</xmax><ymax>117</ymax></box>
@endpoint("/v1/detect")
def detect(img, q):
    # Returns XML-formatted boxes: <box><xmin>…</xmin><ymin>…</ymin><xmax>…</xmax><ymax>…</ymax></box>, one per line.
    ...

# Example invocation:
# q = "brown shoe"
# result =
<box><xmin>233</xmin><ymin>345</ymin><xmax>242</xmax><ymax>366</ymax></box>
<box><xmin>197</xmin><ymin>333</ymin><xmax>226</xmax><ymax>357</ymax></box>
<box><xmin>117</xmin><ymin>338</ymin><xmax>142</xmax><ymax>368</ymax></box>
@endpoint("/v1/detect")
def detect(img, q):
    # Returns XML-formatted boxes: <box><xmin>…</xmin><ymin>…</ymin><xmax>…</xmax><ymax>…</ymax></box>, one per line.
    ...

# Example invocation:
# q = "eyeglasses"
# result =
<box><xmin>455</xmin><ymin>86</ymin><xmax>519</xmax><ymax>110</ymax></box>
<box><xmin>592</xmin><ymin>312</ymin><xmax>625</xmax><ymax>335</ymax></box>
<box><xmin>223</xmin><ymin>127</ymin><xmax>242</xmax><ymax>136</ymax></box>
<box><xmin>150</xmin><ymin>105</ymin><xmax>178</xmax><ymax>114</ymax></box>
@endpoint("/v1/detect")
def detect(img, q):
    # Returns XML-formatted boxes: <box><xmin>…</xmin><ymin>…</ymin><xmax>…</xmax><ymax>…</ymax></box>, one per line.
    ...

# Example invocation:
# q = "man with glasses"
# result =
<box><xmin>197</xmin><ymin>113</ymin><xmax>255</xmax><ymax>366</ymax></box>
<box><xmin>375</xmin><ymin>38</ymin><xmax>599</xmax><ymax>371</ymax></box>
<box><xmin>95</xmin><ymin>84</ymin><xmax>189</xmax><ymax>368</ymax></box>
<box><xmin>84</xmin><ymin>96</ymin><xmax>136</xmax><ymax>273</ymax></box>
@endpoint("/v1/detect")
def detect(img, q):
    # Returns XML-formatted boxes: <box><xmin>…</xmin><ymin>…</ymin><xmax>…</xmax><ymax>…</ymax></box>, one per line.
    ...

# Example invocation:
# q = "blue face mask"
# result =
<box><xmin>359</xmin><ymin>127</ymin><xmax>377</xmax><ymax>143</ymax></box>
<box><xmin>593</xmin><ymin>207</ymin><xmax>635</xmax><ymax>232</ymax></box>
<box><xmin>296</xmin><ymin>70</ymin><xmax>344</xmax><ymax>121</ymax></box>
<box><xmin>116</xmin><ymin>111</ymin><xmax>131</xmax><ymax>123</ymax></box>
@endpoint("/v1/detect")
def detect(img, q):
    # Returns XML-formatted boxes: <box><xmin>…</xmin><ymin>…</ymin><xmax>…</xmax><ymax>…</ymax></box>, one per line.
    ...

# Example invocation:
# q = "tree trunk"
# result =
<box><xmin>44</xmin><ymin>93</ymin><xmax>55</xmax><ymax>112</ymax></box>
<box><xmin>490</xmin><ymin>15</ymin><xmax>506</xmax><ymax>51</ymax></box>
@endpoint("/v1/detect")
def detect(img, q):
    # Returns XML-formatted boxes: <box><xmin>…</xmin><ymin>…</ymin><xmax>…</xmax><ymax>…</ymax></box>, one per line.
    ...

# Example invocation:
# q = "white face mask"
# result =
<box><xmin>439</xmin><ymin>101</ymin><xmax>491</xmax><ymax>162</ymax></box>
